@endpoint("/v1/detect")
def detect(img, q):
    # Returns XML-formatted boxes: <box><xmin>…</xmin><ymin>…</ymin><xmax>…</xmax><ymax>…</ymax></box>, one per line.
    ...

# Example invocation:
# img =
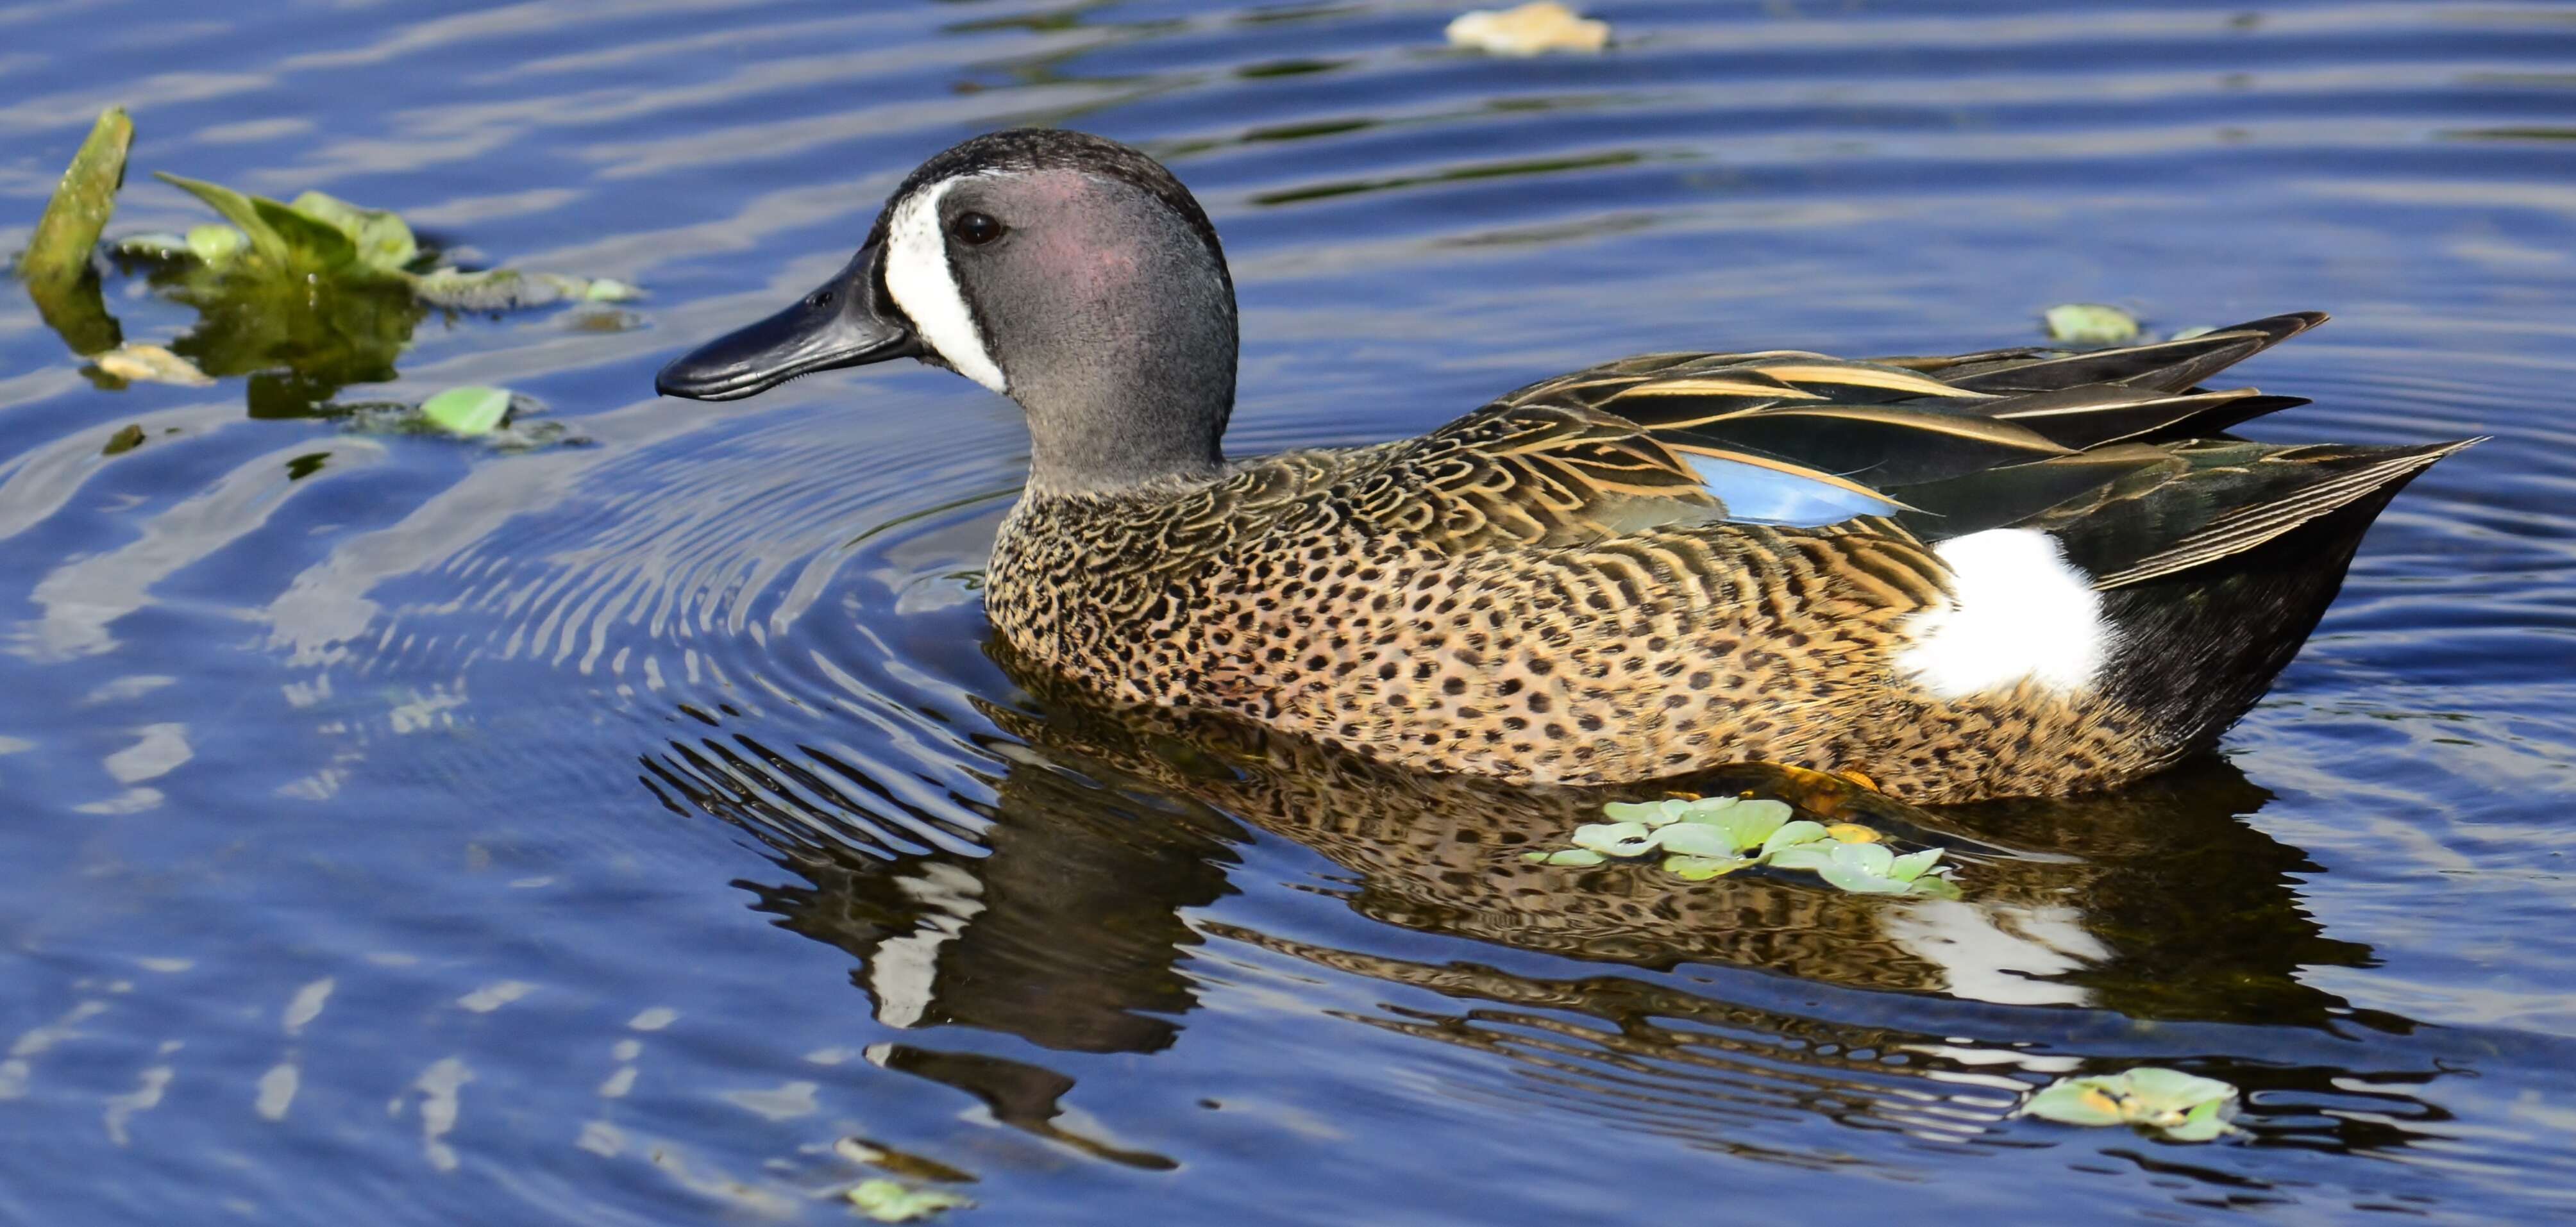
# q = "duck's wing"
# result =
<box><xmin>1429</xmin><ymin>312</ymin><xmax>2468</xmax><ymax>585</ymax></box>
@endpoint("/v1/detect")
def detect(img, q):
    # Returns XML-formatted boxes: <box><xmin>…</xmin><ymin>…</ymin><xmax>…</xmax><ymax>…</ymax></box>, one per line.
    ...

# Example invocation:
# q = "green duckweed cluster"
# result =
<box><xmin>1524</xmin><ymin>794</ymin><xmax>1962</xmax><ymax>896</ymax></box>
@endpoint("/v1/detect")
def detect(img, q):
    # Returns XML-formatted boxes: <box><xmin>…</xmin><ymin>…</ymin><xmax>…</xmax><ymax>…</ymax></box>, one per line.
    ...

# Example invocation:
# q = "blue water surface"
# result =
<box><xmin>3</xmin><ymin>1</ymin><xmax>2575</xmax><ymax>1223</ymax></box>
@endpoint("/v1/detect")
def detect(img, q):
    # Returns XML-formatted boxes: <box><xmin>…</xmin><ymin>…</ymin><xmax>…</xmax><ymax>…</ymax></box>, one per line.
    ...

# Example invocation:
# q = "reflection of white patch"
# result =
<box><xmin>884</xmin><ymin>176</ymin><xmax>1007</xmax><ymax>394</ymax></box>
<box><xmin>869</xmin><ymin>861</ymin><xmax>987</xmax><ymax>1029</ymax></box>
<box><xmin>1881</xmin><ymin>900</ymin><xmax>2109</xmax><ymax>1007</ymax></box>
<box><xmin>1898</xmin><ymin>528</ymin><xmax>2109</xmax><ymax>697</ymax></box>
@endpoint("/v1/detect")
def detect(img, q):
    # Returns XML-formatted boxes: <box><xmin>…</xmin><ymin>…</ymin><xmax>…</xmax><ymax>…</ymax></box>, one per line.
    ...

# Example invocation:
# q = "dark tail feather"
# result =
<box><xmin>1943</xmin><ymin>312</ymin><xmax>2329</xmax><ymax>396</ymax></box>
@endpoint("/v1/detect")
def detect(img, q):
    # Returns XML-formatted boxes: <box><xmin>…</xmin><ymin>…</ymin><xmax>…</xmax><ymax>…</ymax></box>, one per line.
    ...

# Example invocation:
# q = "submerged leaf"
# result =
<box><xmin>846</xmin><ymin>1180</ymin><xmax>972</xmax><ymax>1223</ymax></box>
<box><xmin>419</xmin><ymin>385</ymin><xmax>512</xmax><ymax>436</ymax></box>
<box><xmin>23</xmin><ymin>107</ymin><xmax>132</xmax><ymax>286</ymax></box>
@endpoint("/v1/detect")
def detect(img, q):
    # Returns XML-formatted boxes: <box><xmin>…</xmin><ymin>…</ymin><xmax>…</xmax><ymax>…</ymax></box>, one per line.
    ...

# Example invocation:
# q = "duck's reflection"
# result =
<box><xmin>642</xmin><ymin>646</ymin><xmax>2397</xmax><ymax>1166</ymax></box>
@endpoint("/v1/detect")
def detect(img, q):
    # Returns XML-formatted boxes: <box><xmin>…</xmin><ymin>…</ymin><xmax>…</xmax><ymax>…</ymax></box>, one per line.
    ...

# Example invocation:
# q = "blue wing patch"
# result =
<box><xmin>1682</xmin><ymin>452</ymin><xmax>1905</xmax><ymax>526</ymax></box>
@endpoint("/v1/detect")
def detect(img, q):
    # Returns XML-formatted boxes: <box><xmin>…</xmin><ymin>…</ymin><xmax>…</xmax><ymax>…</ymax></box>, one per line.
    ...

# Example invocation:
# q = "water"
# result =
<box><xmin>3</xmin><ymin>1</ymin><xmax>2574</xmax><ymax>1221</ymax></box>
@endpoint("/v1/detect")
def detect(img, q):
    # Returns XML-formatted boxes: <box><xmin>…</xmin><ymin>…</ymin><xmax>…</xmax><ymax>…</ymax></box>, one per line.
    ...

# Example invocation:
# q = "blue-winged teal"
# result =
<box><xmin>658</xmin><ymin>129</ymin><xmax>2472</xmax><ymax>803</ymax></box>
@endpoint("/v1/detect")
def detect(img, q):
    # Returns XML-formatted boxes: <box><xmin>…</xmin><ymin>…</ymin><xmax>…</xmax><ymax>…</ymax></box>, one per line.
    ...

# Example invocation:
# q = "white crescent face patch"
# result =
<box><xmin>882</xmin><ymin>175</ymin><xmax>1008</xmax><ymax>395</ymax></box>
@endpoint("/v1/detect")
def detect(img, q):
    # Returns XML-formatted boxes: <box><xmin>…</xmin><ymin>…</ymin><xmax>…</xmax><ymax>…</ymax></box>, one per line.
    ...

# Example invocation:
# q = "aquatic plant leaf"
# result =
<box><xmin>1824</xmin><ymin>822</ymin><xmax>1881</xmax><ymax>844</ymax></box>
<box><xmin>2020</xmin><ymin>1068</ymin><xmax>2239</xmax><ymax>1140</ymax></box>
<box><xmin>23</xmin><ymin>107</ymin><xmax>131</xmax><ymax>286</ymax></box>
<box><xmin>289</xmin><ymin>191</ymin><xmax>417</xmax><ymax>271</ymax></box>
<box><xmin>411</xmin><ymin>267</ymin><xmax>591</xmax><ymax>310</ymax></box>
<box><xmin>1758</xmin><ymin>820</ymin><xmax>1829</xmax><ymax>858</ymax></box>
<box><xmin>187</xmin><ymin>224</ymin><xmax>246</xmax><ymax>264</ymax></box>
<box><xmin>152</xmin><ymin>172</ymin><xmax>290</xmax><ymax>266</ymax></box>
<box><xmin>1817</xmin><ymin>863</ymin><xmax>1915</xmax><ymax>894</ymax></box>
<box><xmin>1764</xmin><ymin>844</ymin><xmax>1837</xmax><ymax>872</ymax></box>
<box><xmin>2043</xmin><ymin>303</ymin><xmax>2140</xmax><ymax>345</ymax></box>
<box><xmin>1570</xmin><ymin>821</ymin><xmax>1658</xmax><ymax>857</ymax></box>
<box><xmin>1446</xmin><ymin>2</ymin><xmax>1610</xmax><ymax>56</ymax></box>
<box><xmin>1903</xmin><ymin>874</ymin><xmax>1963</xmax><ymax>899</ymax></box>
<box><xmin>1662</xmin><ymin>854</ymin><xmax>1750</xmax><ymax>881</ymax></box>
<box><xmin>2163</xmin><ymin>1098</ymin><xmax>2236</xmax><ymax>1142</ymax></box>
<box><xmin>1520</xmin><ymin>848</ymin><xmax>1606</xmax><ymax>866</ymax></box>
<box><xmin>1887</xmin><ymin>848</ymin><xmax>1944</xmax><ymax>882</ymax></box>
<box><xmin>419</xmin><ymin>385</ymin><xmax>512</xmax><ymax>436</ymax></box>
<box><xmin>94</xmin><ymin>342</ymin><xmax>213</xmax><ymax>387</ymax></box>
<box><xmin>584</xmin><ymin>277</ymin><xmax>641</xmax><ymax>302</ymax></box>
<box><xmin>117</xmin><ymin>231</ymin><xmax>190</xmax><ymax>257</ymax></box>
<box><xmin>2022</xmin><ymin>1078</ymin><xmax>2127</xmax><ymax>1126</ymax></box>
<box><xmin>1603</xmin><ymin>798</ymin><xmax>1690</xmax><ymax>827</ymax></box>
<box><xmin>846</xmin><ymin>1180</ymin><xmax>972</xmax><ymax>1222</ymax></box>
<box><xmin>101</xmin><ymin>424</ymin><xmax>146</xmax><ymax>456</ymax></box>
<box><xmin>1651</xmin><ymin>823</ymin><xmax>1741</xmax><ymax>858</ymax></box>
<box><xmin>2118</xmin><ymin>1067</ymin><xmax>2238</xmax><ymax>1119</ymax></box>
<box><xmin>1832</xmin><ymin>841</ymin><xmax>1896</xmax><ymax>877</ymax></box>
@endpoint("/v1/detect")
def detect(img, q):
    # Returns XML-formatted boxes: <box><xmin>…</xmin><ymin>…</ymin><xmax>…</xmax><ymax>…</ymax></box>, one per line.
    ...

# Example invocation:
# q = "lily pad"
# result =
<box><xmin>846</xmin><ymin>1179</ymin><xmax>973</xmax><ymax>1223</ymax></box>
<box><xmin>2042</xmin><ymin>303</ymin><xmax>2140</xmax><ymax>345</ymax></box>
<box><xmin>2022</xmin><ymin>1067</ymin><xmax>2241</xmax><ymax>1141</ymax></box>
<box><xmin>419</xmin><ymin>385</ymin><xmax>512</xmax><ymax>436</ymax></box>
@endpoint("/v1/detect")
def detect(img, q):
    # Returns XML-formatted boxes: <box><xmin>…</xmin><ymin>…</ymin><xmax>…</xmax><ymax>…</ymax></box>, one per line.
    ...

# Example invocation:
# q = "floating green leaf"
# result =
<box><xmin>1662</xmin><ymin>853</ymin><xmax>1749</xmax><ymax>881</ymax></box>
<box><xmin>22</xmin><ymin>107</ymin><xmax>132</xmax><ymax>287</ymax></box>
<box><xmin>846</xmin><ymin>1179</ymin><xmax>973</xmax><ymax>1222</ymax></box>
<box><xmin>419</xmin><ymin>385</ymin><xmax>512</xmax><ymax>436</ymax></box>
<box><xmin>1650</xmin><ymin>822</ymin><xmax>1742</xmax><ymax>859</ymax></box>
<box><xmin>187</xmin><ymin>224</ymin><xmax>246</xmax><ymax>265</ymax></box>
<box><xmin>1570</xmin><ymin>821</ymin><xmax>1659</xmax><ymax>857</ymax></box>
<box><xmin>2021</xmin><ymin>1067</ymin><xmax>2241</xmax><ymax>1141</ymax></box>
<box><xmin>2043</xmin><ymin>303</ymin><xmax>2140</xmax><ymax>345</ymax></box>
<box><xmin>1520</xmin><ymin>847</ymin><xmax>1606</xmax><ymax>867</ymax></box>
<box><xmin>1758</xmin><ymin>819</ymin><xmax>1829</xmax><ymax>858</ymax></box>
<box><xmin>1601</xmin><ymin>797</ymin><xmax>1692</xmax><ymax>827</ymax></box>
<box><xmin>289</xmin><ymin>190</ymin><xmax>417</xmax><ymax>272</ymax></box>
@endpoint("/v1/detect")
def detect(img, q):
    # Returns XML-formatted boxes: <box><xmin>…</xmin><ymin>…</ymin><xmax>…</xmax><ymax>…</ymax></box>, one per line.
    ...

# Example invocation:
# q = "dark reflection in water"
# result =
<box><xmin>641</xmin><ymin>639</ymin><xmax>2476</xmax><ymax>1177</ymax></box>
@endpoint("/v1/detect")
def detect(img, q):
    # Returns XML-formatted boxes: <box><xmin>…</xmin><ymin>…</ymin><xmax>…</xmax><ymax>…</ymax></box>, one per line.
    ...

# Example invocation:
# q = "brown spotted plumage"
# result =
<box><xmin>658</xmin><ymin>129</ymin><xmax>2474</xmax><ymax>803</ymax></box>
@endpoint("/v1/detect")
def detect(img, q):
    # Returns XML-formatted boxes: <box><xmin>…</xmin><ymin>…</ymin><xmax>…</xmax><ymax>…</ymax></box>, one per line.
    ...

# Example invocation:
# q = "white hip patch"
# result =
<box><xmin>1897</xmin><ymin>528</ymin><xmax>2110</xmax><ymax>699</ymax></box>
<box><xmin>884</xmin><ymin>175</ymin><xmax>1008</xmax><ymax>394</ymax></box>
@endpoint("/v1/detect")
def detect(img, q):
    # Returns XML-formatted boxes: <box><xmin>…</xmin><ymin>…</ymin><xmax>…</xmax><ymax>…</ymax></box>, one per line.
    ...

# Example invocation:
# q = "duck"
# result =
<box><xmin>656</xmin><ymin>128</ymin><xmax>2473</xmax><ymax>804</ymax></box>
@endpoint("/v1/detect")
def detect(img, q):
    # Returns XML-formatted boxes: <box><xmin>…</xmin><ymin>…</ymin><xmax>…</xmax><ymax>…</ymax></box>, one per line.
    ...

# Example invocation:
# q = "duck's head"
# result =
<box><xmin>656</xmin><ymin>128</ymin><xmax>1237</xmax><ymax>494</ymax></box>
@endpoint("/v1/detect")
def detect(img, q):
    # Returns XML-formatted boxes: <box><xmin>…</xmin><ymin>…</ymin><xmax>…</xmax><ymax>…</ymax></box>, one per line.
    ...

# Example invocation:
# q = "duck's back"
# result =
<box><xmin>988</xmin><ymin>314</ymin><xmax>2469</xmax><ymax>803</ymax></box>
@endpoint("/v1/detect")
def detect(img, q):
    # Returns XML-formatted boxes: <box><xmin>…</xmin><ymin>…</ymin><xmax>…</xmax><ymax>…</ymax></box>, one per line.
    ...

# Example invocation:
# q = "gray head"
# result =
<box><xmin>655</xmin><ymin>129</ymin><xmax>1238</xmax><ymax>495</ymax></box>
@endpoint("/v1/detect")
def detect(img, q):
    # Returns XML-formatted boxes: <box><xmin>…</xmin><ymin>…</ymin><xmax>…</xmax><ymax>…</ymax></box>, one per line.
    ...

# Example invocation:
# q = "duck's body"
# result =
<box><xmin>659</xmin><ymin>129</ymin><xmax>2470</xmax><ymax>803</ymax></box>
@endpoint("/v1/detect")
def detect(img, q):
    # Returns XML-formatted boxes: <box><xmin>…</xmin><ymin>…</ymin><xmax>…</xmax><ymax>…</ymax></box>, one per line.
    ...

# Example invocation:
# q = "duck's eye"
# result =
<box><xmin>948</xmin><ymin>211</ymin><xmax>1004</xmax><ymax>247</ymax></box>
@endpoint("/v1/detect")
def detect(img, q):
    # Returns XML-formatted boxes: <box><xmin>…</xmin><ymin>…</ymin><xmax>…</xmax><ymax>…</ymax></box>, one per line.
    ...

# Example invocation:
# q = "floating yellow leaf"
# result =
<box><xmin>1824</xmin><ymin>823</ymin><xmax>1881</xmax><ymax>844</ymax></box>
<box><xmin>1445</xmin><ymin>2</ymin><xmax>1609</xmax><ymax>56</ymax></box>
<box><xmin>94</xmin><ymin>342</ymin><xmax>212</xmax><ymax>387</ymax></box>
